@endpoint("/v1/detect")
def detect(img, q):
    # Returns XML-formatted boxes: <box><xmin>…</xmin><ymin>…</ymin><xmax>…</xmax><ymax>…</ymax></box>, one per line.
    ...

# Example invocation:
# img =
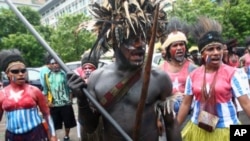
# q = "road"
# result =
<box><xmin>0</xmin><ymin>100</ymin><xmax>249</xmax><ymax>141</ymax></box>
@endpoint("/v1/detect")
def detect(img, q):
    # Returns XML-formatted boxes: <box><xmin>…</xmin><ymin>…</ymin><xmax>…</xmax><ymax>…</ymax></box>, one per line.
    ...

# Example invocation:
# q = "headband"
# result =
<box><xmin>6</xmin><ymin>61</ymin><xmax>25</xmax><ymax>72</ymax></box>
<box><xmin>198</xmin><ymin>31</ymin><xmax>223</xmax><ymax>52</ymax></box>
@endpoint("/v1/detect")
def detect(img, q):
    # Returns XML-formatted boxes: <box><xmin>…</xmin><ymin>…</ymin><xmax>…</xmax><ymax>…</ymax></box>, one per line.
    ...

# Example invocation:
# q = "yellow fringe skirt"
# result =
<box><xmin>182</xmin><ymin>121</ymin><xmax>229</xmax><ymax>141</ymax></box>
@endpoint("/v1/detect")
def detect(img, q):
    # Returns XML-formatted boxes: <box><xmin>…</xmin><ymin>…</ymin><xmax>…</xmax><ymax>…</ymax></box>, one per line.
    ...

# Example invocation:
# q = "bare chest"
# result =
<box><xmin>93</xmin><ymin>73</ymin><xmax>161</xmax><ymax>108</ymax></box>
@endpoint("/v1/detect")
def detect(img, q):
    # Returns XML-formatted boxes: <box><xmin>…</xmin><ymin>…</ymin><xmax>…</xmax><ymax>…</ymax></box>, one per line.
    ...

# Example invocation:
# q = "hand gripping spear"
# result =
<box><xmin>4</xmin><ymin>0</ymin><xmax>132</xmax><ymax>140</ymax></box>
<box><xmin>133</xmin><ymin>3</ymin><xmax>160</xmax><ymax>141</ymax></box>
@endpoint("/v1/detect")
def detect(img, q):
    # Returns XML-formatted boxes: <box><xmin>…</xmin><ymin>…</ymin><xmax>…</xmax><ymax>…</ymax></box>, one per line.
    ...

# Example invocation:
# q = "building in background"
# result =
<box><xmin>38</xmin><ymin>0</ymin><xmax>101</xmax><ymax>27</ymax></box>
<box><xmin>38</xmin><ymin>0</ymin><xmax>176</xmax><ymax>28</ymax></box>
<box><xmin>0</xmin><ymin>0</ymin><xmax>47</xmax><ymax>10</ymax></box>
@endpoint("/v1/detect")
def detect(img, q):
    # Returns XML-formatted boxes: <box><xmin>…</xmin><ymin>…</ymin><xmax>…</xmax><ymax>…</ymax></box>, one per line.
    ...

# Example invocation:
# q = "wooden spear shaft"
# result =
<box><xmin>133</xmin><ymin>3</ymin><xmax>160</xmax><ymax>141</ymax></box>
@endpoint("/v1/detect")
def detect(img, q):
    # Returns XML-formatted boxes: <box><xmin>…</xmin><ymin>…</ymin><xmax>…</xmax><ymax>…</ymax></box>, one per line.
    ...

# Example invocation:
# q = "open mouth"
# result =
<box><xmin>130</xmin><ymin>50</ymin><xmax>144</xmax><ymax>64</ymax></box>
<box><xmin>131</xmin><ymin>50</ymin><xmax>144</xmax><ymax>58</ymax></box>
<box><xmin>176</xmin><ymin>51</ymin><xmax>184</xmax><ymax>55</ymax></box>
<box><xmin>210</xmin><ymin>57</ymin><xmax>221</xmax><ymax>63</ymax></box>
<box><xmin>17</xmin><ymin>78</ymin><xmax>26</xmax><ymax>82</ymax></box>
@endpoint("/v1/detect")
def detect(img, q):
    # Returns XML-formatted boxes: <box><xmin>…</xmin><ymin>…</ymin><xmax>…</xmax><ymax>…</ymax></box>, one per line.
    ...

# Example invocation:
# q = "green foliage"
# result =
<box><xmin>168</xmin><ymin>0</ymin><xmax>250</xmax><ymax>46</ymax></box>
<box><xmin>0</xmin><ymin>6</ymin><xmax>51</xmax><ymax>67</ymax></box>
<box><xmin>50</xmin><ymin>14</ymin><xmax>96</xmax><ymax>62</ymax></box>
<box><xmin>0</xmin><ymin>6</ymin><xmax>41</xmax><ymax>37</ymax></box>
<box><xmin>1</xmin><ymin>6</ymin><xmax>96</xmax><ymax>67</ymax></box>
<box><xmin>1</xmin><ymin>33</ymin><xmax>44</xmax><ymax>66</ymax></box>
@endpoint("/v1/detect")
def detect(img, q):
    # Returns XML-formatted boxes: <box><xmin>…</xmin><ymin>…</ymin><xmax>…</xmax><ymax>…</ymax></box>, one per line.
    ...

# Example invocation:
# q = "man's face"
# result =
<box><xmin>169</xmin><ymin>41</ymin><xmax>186</xmax><ymax>62</ymax></box>
<box><xmin>50</xmin><ymin>59</ymin><xmax>60</xmax><ymax>72</ymax></box>
<box><xmin>82</xmin><ymin>64</ymin><xmax>96</xmax><ymax>78</ymax></box>
<box><xmin>120</xmin><ymin>38</ymin><xmax>146</xmax><ymax>67</ymax></box>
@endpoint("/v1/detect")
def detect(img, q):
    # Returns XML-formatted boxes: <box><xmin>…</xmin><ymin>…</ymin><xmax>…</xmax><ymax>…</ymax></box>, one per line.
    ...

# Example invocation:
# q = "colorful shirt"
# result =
<box><xmin>185</xmin><ymin>64</ymin><xmax>250</xmax><ymax>128</ymax></box>
<box><xmin>43</xmin><ymin>70</ymin><xmax>71</xmax><ymax>107</ymax></box>
<box><xmin>160</xmin><ymin>60</ymin><xmax>196</xmax><ymax>94</ymax></box>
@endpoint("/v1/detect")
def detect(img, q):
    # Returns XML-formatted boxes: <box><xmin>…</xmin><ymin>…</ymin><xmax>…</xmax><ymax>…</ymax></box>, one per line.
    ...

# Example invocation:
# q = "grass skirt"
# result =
<box><xmin>182</xmin><ymin>121</ymin><xmax>229</xmax><ymax>141</ymax></box>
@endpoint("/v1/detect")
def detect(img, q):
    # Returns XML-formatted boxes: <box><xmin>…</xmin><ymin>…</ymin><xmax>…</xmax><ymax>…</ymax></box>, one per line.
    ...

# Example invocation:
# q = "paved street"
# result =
<box><xmin>0</xmin><ymin>99</ymin><xmax>249</xmax><ymax>141</ymax></box>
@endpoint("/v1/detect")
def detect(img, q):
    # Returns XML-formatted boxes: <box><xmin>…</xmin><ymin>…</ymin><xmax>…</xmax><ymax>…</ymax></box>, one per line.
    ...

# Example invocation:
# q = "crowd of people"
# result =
<box><xmin>1</xmin><ymin>1</ymin><xmax>250</xmax><ymax>141</ymax></box>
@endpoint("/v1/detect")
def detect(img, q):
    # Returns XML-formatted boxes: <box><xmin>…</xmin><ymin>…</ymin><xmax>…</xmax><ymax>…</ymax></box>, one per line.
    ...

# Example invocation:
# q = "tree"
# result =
<box><xmin>50</xmin><ymin>14</ymin><xmax>96</xmax><ymax>62</ymax></box>
<box><xmin>167</xmin><ymin>0</ymin><xmax>250</xmax><ymax>46</ymax></box>
<box><xmin>0</xmin><ymin>6</ymin><xmax>53</xmax><ymax>67</ymax></box>
<box><xmin>1</xmin><ymin>33</ymin><xmax>44</xmax><ymax>66</ymax></box>
<box><xmin>0</xmin><ymin>6</ymin><xmax>41</xmax><ymax>38</ymax></box>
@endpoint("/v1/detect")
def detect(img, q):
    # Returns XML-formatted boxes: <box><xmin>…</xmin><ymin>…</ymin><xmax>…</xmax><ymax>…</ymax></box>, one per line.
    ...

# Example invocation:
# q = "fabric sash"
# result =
<box><xmin>100</xmin><ymin>68</ymin><xmax>141</xmax><ymax>109</ymax></box>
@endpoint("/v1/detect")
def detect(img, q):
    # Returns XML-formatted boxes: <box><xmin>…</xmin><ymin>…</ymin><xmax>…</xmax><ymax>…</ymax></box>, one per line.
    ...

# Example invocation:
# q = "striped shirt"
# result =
<box><xmin>185</xmin><ymin>64</ymin><xmax>250</xmax><ymax>128</ymax></box>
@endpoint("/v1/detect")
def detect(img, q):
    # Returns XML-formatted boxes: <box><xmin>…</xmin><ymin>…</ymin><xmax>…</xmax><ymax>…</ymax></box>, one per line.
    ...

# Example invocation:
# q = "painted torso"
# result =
<box><xmin>0</xmin><ymin>84</ymin><xmax>47</xmax><ymax>134</ymax></box>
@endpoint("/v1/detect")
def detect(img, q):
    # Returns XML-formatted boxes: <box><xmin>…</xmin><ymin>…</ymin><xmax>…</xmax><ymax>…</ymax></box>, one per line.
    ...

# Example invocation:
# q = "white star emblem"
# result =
<box><xmin>9</xmin><ymin>89</ymin><xmax>23</xmax><ymax>102</ymax></box>
<box><xmin>173</xmin><ymin>77</ymin><xmax>181</xmax><ymax>91</ymax></box>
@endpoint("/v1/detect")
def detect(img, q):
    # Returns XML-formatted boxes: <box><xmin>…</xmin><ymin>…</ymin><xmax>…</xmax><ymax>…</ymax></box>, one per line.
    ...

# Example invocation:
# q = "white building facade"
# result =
<box><xmin>38</xmin><ymin>0</ymin><xmax>101</xmax><ymax>27</ymax></box>
<box><xmin>0</xmin><ymin>0</ymin><xmax>47</xmax><ymax>10</ymax></box>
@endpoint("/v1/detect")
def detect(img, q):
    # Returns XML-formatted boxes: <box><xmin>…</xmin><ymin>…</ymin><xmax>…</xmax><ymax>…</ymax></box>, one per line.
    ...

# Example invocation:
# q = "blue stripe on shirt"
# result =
<box><xmin>6</xmin><ymin>107</ymin><xmax>43</xmax><ymax>134</ymax></box>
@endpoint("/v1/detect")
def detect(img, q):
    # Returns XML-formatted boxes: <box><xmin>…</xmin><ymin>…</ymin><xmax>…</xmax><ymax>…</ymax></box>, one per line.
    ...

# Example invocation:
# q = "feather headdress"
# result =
<box><xmin>191</xmin><ymin>16</ymin><xmax>223</xmax><ymax>52</ymax></box>
<box><xmin>76</xmin><ymin>0</ymin><xmax>167</xmax><ymax>59</ymax></box>
<box><xmin>166</xmin><ymin>16</ymin><xmax>189</xmax><ymax>35</ymax></box>
<box><xmin>162</xmin><ymin>17</ymin><xmax>189</xmax><ymax>49</ymax></box>
<box><xmin>0</xmin><ymin>49</ymin><xmax>25</xmax><ymax>72</ymax></box>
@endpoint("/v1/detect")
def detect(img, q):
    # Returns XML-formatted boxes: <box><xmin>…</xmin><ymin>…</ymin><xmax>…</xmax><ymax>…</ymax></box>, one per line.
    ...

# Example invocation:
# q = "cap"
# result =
<box><xmin>162</xmin><ymin>31</ymin><xmax>187</xmax><ymax>49</ymax></box>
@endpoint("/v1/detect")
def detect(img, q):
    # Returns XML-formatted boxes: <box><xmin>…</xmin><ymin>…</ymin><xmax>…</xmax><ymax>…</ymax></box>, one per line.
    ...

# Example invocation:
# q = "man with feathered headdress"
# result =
<box><xmin>67</xmin><ymin>0</ymin><xmax>181</xmax><ymax>141</ymax></box>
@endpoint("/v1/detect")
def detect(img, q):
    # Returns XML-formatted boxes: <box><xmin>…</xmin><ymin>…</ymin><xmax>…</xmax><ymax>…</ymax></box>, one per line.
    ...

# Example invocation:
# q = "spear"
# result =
<box><xmin>4</xmin><ymin>0</ymin><xmax>132</xmax><ymax>141</ymax></box>
<box><xmin>133</xmin><ymin>3</ymin><xmax>160</xmax><ymax>141</ymax></box>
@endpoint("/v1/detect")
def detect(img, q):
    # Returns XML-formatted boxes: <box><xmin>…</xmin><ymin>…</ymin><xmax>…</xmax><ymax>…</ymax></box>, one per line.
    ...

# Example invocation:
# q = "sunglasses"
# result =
<box><xmin>10</xmin><ymin>69</ymin><xmax>27</xmax><ymax>74</ymax></box>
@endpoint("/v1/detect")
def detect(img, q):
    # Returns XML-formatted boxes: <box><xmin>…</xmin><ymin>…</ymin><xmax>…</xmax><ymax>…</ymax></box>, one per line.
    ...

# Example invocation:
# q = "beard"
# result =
<box><xmin>175</xmin><ymin>55</ymin><xmax>185</xmax><ymax>62</ymax></box>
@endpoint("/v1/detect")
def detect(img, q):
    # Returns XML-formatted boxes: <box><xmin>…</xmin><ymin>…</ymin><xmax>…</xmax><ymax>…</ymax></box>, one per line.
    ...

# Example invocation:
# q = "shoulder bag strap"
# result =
<box><xmin>100</xmin><ymin>68</ymin><xmax>141</xmax><ymax>109</ymax></box>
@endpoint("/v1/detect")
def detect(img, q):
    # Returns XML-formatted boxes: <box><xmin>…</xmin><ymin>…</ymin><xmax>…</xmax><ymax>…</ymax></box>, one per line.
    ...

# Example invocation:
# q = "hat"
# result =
<box><xmin>189</xmin><ymin>46</ymin><xmax>199</xmax><ymax>53</ymax></box>
<box><xmin>198</xmin><ymin>31</ymin><xmax>223</xmax><ymax>52</ymax></box>
<box><xmin>162</xmin><ymin>31</ymin><xmax>188</xmax><ymax>49</ymax></box>
<box><xmin>81</xmin><ymin>53</ymin><xmax>98</xmax><ymax>68</ymax></box>
<box><xmin>191</xmin><ymin>17</ymin><xmax>223</xmax><ymax>52</ymax></box>
<box><xmin>76</xmin><ymin>0</ymin><xmax>167</xmax><ymax>59</ymax></box>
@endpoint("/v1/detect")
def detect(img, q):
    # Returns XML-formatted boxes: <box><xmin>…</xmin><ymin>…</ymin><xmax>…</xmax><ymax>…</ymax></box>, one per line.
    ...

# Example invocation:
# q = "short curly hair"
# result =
<box><xmin>0</xmin><ymin>49</ymin><xmax>26</xmax><ymax>72</ymax></box>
